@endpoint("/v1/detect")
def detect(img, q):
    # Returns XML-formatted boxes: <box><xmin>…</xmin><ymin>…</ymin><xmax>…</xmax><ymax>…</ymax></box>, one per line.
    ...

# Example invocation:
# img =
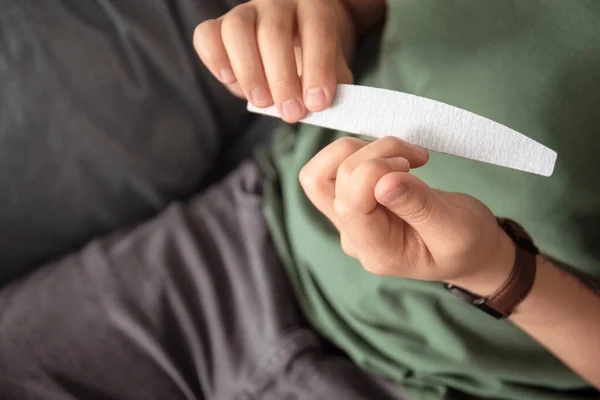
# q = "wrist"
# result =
<box><xmin>447</xmin><ymin>228</ymin><xmax>517</xmax><ymax>297</ymax></box>
<box><xmin>445</xmin><ymin>218</ymin><xmax>541</xmax><ymax>319</ymax></box>
<box><xmin>509</xmin><ymin>254</ymin><xmax>551</xmax><ymax>320</ymax></box>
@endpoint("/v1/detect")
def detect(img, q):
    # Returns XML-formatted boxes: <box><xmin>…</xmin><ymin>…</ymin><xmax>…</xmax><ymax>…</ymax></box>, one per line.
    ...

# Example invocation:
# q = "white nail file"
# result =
<box><xmin>247</xmin><ymin>84</ymin><xmax>557</xmax><ymax>177</ymax></box>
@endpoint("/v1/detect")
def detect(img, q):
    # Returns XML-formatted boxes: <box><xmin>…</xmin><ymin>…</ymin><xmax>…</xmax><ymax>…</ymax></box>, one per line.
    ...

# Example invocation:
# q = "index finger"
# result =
<box><xmin>337</xmin><ymin>136</ymin><xmax>429</xmax><ymax>183</ymax></box>
<box><xmin>299</xmin><ymin>136</ymin><xmax>368</xmax><ymax>222</ymax></box>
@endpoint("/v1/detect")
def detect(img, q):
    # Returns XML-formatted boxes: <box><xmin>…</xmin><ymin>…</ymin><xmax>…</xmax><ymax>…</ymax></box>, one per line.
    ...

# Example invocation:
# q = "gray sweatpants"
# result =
<box><xmin>0</xmin><ymin>161</ymin><xmax>406</xmax><ymax>400</ymax></box>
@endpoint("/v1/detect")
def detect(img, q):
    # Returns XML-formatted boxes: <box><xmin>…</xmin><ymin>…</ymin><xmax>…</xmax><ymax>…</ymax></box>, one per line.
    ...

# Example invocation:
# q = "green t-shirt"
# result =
<box><xmin>258</xmin><ymin>1</ymin><xmax>600</xmax><ymax>399</ymax></box>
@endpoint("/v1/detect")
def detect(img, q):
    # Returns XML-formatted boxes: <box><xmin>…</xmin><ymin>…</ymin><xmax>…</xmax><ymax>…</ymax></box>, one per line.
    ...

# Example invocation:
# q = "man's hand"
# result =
<box><xmin>193</xmin><ymin>0</ymin><xmax>357</xmax><ymax>123</ymax></box>
<box><xmin>300</xmin><ymin>136</ymin><xmax>516</xmax><ymax>292</ymax></box>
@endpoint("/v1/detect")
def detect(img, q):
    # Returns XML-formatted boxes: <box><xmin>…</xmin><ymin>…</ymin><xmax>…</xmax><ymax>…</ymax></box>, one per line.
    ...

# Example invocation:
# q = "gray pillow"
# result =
<box><xmin>0</xmin><ymin>0</ymin><xmax>254</xmax><ymax>284</ymax></box>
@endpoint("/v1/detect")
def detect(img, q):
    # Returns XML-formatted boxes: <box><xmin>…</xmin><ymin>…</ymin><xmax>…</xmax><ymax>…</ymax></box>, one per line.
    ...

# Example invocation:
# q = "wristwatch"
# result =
<box><xmin>444</xmin><ymin>218</ymin><xmax>539</xmax><ymax>319</ymax></box>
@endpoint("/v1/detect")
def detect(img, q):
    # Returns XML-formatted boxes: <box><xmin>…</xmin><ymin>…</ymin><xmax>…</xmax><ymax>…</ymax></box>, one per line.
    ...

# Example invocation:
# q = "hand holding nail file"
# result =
<box><xmin>247</xmin><ymin>84</ymin><xmax>557</xmax><ymax>177</ymax></box>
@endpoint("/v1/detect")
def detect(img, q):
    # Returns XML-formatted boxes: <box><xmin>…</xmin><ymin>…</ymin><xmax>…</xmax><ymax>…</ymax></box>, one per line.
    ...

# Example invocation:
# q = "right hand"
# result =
<box><xmin>300</xmin><ymin>136</ymin><xmax>516</xmax><ymax>294</ymax></box>
<box><xmin>193</xmin><ymin>0</ymin><xmax>355</xmax><ymax>123</ymax></box>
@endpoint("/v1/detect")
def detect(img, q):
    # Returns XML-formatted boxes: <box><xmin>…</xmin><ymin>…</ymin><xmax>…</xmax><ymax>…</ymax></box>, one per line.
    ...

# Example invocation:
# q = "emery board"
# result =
<box><xmin>247</xmin><ymin>84</ymin><xmax>557</xmax><ymax>177</ymax></box>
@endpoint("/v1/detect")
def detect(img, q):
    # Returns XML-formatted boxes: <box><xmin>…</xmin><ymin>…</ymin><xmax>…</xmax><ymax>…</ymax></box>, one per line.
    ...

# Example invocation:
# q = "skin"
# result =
<box><xmin>301</xmin><ymin>137</ymin><xmax>600</xmax><ymax>389</ymax></box>
<box><xmin>193</xmin><ymin>0</ymin><xmax>364</xmax><ymax>122</ymax></box>
<box><xmin>195</xmin><ymin>0</ymin><xmax>600</xmax><ymax>390</ymax></box>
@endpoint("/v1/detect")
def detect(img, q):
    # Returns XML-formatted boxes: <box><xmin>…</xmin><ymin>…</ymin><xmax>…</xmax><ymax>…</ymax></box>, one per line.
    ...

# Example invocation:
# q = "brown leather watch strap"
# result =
<box><xmin>485</xmin><ymin>244</ymin><xmax>537</xmax><ymax>317</ymax></box>
<box><xmin>485</xmin><ymin>218</ymin><xmax>539</xmax><ymax>318</ymax></box>
<box><xmin>444</xmin><ymin>218</ymin><xmax>539</xmax><ymax>319</ymax></box>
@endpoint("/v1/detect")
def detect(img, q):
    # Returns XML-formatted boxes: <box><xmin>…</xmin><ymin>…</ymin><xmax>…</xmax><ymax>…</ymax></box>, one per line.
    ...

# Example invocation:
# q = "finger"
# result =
<box><xmin>256</xmin><ymin>2</ymin><xmax>305</xmax><ymax>122</ymax></box>
<box><xmin>194</xmin><ymin>18</ymin><xmax>237</xmax><ymax>85</ymax></box>
<box><xmin>334</xmin><ymin>157</ymin><xmax>410</xmax><ymax>217</ymax></box>
<box><xmin>336</xmin><ymin>136</ymin><xmax>429</xmax><ymax>183</ymax></box>
<box><xmin>297</xmin><ymin>0</ymin><xmax>338</xmax><ymax>111</ymax></box>
<box><xmin>224</xmin><ymin>81</ymin><xmax>245</xmax><ymax>99</ymax></box>
<box><xmin>299</xmin><ymin>136</ymin><xmax>368</xmax><ymax>222</ymax></box>
<box><xmin>294</xmin><ymin>44</ymin><xmax>303</xmax><ymax>76</ymax></box>
<box><xmin>221</xmin><ymin>5</ymin><xmax>273</xmax><ymax>107</ymax></box>
<box><xmin>334</xmin><ymin>161</ymin><xmax>411</xmax><ymax>274</ymax></box>
<box><xmin>375</xmin><ymin>171</ymin><xmax>451</xmax><ymax>244</ymax></box>
<box><xmin>336</xmin><ymin>51</ymin><xmax>354</xmax><ymax>85</ymax></box>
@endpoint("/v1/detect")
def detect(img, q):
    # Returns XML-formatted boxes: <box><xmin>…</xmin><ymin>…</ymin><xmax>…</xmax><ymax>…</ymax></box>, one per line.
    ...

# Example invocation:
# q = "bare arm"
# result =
<box><xmin>452</xmin><ymin>225</ymin><xmax>600</xmax><ymax>390</ymax></box>
<box><xmin>509</xmin><ymin>256</ymin><xmax>600</xmax><ymax>389</ymax></box>
<box><xmin>454</xmin><ymin>233</ymin><xmax>600</xmax><ymax>389</ymax></box>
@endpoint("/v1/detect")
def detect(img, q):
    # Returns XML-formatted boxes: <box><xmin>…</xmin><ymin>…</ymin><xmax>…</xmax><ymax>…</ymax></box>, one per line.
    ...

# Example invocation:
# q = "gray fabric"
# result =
<box><xmin>0</xmin><ymin>0</ymin><xmax>261</xmax><ymax>283</ymax></box>
<box><xmin>0</xmin><ymin>161</ymin><xmax>406</xmax><ymax>400</ymax></box>
<box><xmin>0</xmin><ymin>1</ymin><xmax>408</xmax><ymax>398</ymax></box>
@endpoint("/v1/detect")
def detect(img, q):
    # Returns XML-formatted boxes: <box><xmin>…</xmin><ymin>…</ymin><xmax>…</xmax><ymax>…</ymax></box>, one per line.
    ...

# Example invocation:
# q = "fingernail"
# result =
<box><xmin>304</xmin><ymin>87</ymin><xmax>326</xmax><ymax>109</ymax></box>
<box><xmin>219</xmin><ymin>67</ymin><xmax>235</xmax><ymax>83</ymax></box>
<box><xmin>380</xmin><ymin>184</ymin><xmax>408</xmax><ymax>205</ymax></box>
<box><xmin>251</xmin><ymin>87</ymin><xmax>270</xmax><ymax>106</ymax></box>
<box><xmin>282</xmin><ymin>98</ymin><xmax>302</xmax><ymax>120</ymax></box>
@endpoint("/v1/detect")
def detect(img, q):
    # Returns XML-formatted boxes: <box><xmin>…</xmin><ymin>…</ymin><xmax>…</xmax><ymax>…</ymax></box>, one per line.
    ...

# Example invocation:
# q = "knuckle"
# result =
<box><xmin>193</xmin><ymin>22</ymin><xmax>208</xmax><ymax>42</ymax></box>
<box><xmin>381</xmin><ymin>135</ymin><xmax>404</xmax><ymax>151</ymax></box>
<box><xmin>355</xmin><ymin>158</ymin><xmax>390</xmax><ymax>178</ymax></box>
<box><xmin>336</xmin><ymin>160</ymin><xmax>354</xmax><ymax>182</ymax></box>
<box><xmin>221</xmin><ymin>11</ymin><xmax>252</xmax><ymax>36</ymax></box>
<box><xmin>268</xmin><ymin>75</ymin><xmax>297</xmax><ymax>92</ymax></box>
<box><xmin>379</xmin><ymin>135</ymin><xmax>399</xmax><ymax>145</ymax></box>
<box><xmin>303</xmin><ymin>64</ymin><xmax>332</xmax><ymax>84</ymax></box>
<box><xmin>379</xmin><ymin>136</ymin><xmax>410</xmax><ymax>156</ymax></box>
<box><xmin>259</xmin><ymin>18</ymin><xmax>290</xmax><ymax>39</ymax></box>
<box><xmin>193</xmin><ymin>21</ymin><xmax>216</xmax><ymax>55</ymax></box>
<box><xmin>336</xmin><ymin>137</ymin><xmax>365</xmax><ymax>155</ymax></box>
<box><xmin>303</xmin><ymin>12</ymin><xmax>336</xmax><ymax>37</ymax></box>
<box><xmin>404</xmin><ymin>197</ymin><xmax>433</xmax><ymax>224</ymax></box>
<box><xmin>333</xmin><ymin>138</ymin><xmax>365</xmax><ymax>179</ymax></box>
<box><xmin>236</xmin><ymin>64</ymin><xmax>258</xmax><ymax>80</ymax></box>
<box><xmin>333</xmin><ymin>198</ymin><xmax>353</xmax><ymax>221</ymax></box>
<box><xmin>298</xmin><ymin>164</ymin><xmax>317</xmax><ymax>189</ymax></box>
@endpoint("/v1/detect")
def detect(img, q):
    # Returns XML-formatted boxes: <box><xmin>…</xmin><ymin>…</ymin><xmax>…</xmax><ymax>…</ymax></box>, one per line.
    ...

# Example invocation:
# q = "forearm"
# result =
<box><xmin>509</xmin><ymin>256</ymin><xmax>600</xmax><ymax>389</ymax></box>
<box><xmin>336</xmin><ymin>0</ymin><xmax>387</xmax><ymax>61</ymax></box>
<box><xmin>451</xmin><ymin>229</ymin><xmax>600</xmax><ymax>389</ymax></box>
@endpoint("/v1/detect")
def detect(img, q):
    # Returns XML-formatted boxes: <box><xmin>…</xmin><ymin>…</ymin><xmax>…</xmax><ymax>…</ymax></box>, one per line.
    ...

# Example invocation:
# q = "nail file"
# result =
<box><xmin>247</xmin><ymin>84</ymin><xmax>557</xmax><ymax>177</ymax></box>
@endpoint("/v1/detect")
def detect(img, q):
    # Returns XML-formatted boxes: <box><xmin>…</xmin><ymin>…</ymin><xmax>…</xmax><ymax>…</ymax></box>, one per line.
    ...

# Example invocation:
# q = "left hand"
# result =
<box><xmin>193</xmin><ymin>0</ymin><xmax>355</xmax><ymax>123</ymax></box>
<box><xmin>299</xmin><ymin>136</ymin><xmax>516</xmax><ymax>295</ymax></box>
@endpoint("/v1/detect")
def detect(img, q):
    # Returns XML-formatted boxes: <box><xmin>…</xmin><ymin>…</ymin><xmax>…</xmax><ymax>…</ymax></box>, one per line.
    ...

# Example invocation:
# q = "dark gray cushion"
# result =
<box><xmin>0</xmin><ymin>0</ymin><xmax>267</xmax><ymax>284</ymax></box>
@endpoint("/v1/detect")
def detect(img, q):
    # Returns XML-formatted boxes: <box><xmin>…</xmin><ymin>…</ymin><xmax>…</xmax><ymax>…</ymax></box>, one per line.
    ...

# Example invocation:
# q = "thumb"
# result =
<box><xmin>374</xmin><ymin>172</ymin><xmax>452</xmax><ymax>242</ymax></box>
